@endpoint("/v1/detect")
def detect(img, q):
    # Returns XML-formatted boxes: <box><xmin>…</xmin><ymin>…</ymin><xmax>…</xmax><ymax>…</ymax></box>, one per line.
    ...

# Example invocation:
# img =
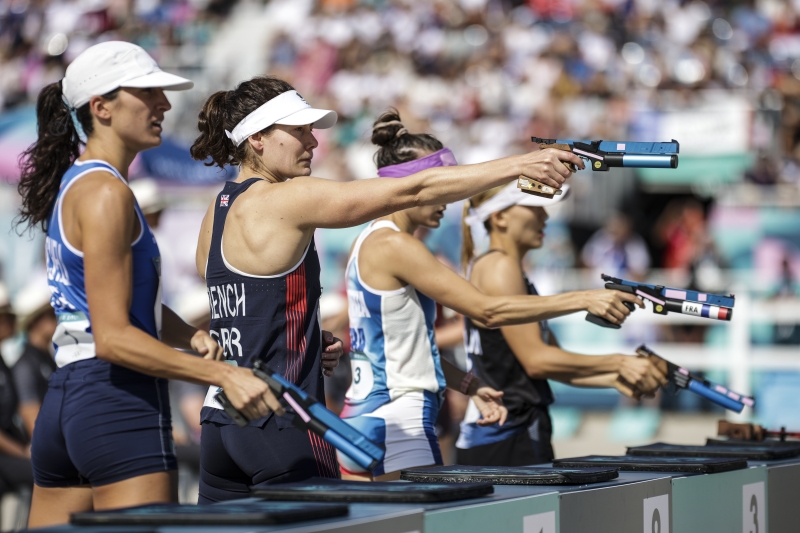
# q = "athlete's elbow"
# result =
<box><xmin>94</xmin><ymin>331</ymin><xmax>124</xmax><ymax>364</ymax></box>
<box><xmin>523</xmin><ymin>366</ymin><xmax>548</xmax><ymax>380</ymax></box>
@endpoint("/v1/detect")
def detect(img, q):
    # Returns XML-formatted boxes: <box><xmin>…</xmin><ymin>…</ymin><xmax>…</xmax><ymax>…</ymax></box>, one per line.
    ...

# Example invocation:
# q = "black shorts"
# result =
<box><xmin>31</xmin><ymin>360</ymin><xmax>177</xmax><ymax>487</ymax></box>
<box><xmin>198</xmin><ymin>417</ymin><xmax>339</xmax><ymax>504</ymax></box>
<box><xmin>456</xmin><ymin>410</ymin><xmax>554</xmax><ymax>467</ymax></box>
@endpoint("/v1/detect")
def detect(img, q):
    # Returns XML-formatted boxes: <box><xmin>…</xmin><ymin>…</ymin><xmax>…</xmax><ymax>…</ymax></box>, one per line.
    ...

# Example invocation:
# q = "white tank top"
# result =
<box><xmin>341</xmin><ymin>221</ymin><xmax>446</xmax><ymax>418</ymax></box>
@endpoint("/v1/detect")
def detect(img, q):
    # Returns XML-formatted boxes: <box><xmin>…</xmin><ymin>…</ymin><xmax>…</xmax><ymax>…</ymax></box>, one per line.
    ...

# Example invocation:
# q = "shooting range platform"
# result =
<box><xmin>28</xmin><ymin>456</ymin><xmax>800</xmax><ymax>533</ymax></box>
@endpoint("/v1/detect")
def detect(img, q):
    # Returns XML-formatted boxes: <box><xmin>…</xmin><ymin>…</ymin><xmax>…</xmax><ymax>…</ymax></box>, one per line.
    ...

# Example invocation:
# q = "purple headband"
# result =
<box><xmin>377</xmin><ymin>148</ymin><xmax>458</xmax><ymax>178</ymax></box>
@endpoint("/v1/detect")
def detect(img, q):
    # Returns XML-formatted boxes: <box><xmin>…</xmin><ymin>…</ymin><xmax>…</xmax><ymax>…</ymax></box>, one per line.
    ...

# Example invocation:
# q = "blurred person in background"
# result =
<box><xmin>168</xmin><ymin>286</ymin><xmax>218</xmax><ymax>483</ymax></box>
<box><xmin>0</xmin><ymin>283</ymin><xmax>33</xmax><ymax>497</ymax></box>
<box><xmin>129</xmin><ymin>178</ymin><xmax>202</xmax><ymax>307</ymax></box>
<box><xmin>190</xmin><ymin>77</ymin><xmax>578</xmax><ymax>495</ymax></box>
<box><xmin>10</xmin><ymin>278</ymin><xmax>57</xmax><ymax>439</ymax></box>
<box><xmin>15</xmin><ymin>42</ymin><xmax>271</xmax><ymax>527</ymax></box>
<box><xmin>771</xmin><ymin>255</ymin><xmax>800</xmax><ymax>345</ymax></box>
<box><xmin>457</xmin><ymin>185</ymin><xmax>668</xmax><ymax>466</ymax></box>
<box><xmin>581</xmin><ymin>212</ymin><xmax>651</xmax><ymax>281</ymax></box>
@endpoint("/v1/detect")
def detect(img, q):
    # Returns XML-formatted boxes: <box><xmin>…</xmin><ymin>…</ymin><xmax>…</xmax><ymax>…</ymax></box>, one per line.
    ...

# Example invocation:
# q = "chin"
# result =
<box><xmin>424</xmin><ymin>219</ymin><xmax>442</xmax><ymax>229</ymax></box>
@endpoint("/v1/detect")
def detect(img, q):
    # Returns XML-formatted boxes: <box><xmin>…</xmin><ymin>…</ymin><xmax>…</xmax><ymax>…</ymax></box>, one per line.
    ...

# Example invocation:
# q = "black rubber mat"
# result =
<box><xmin>553</xmin><ymin>455</ymin><xmax>747</xmax><ymax>473</ymax></box>
<box><xmin>254</xmin><ymin>477</ymin><xmax>493</xmax><ymax>502</ymax></box>
<box><xmin>629</xmin><ymin>442</ymin><xmax>800</xmax><ymax>461</ymax></box>
<box><xmin>707</xmin><ymin>438</ymin><xmax>800</xmax><ymax>448</ymax></box>
<box><xmin>399</xmin><ymin>465</ymin><xmax>619</xmax><ymax>485</ymax></box>
<box><xmin>71</xmin><ymin>501</ymin><xmax>348</xmax><ymax>526</ymax></box>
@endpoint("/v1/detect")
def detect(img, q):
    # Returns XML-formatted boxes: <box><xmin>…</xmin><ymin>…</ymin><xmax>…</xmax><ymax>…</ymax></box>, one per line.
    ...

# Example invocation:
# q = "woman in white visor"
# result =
<box><xmin>338</xmin><ymin>111</ymin><xmax>650</xmax><ymax>480</ymax></box>
<box><xmin>456</xmin><ymin>184</ymin><xmax>669</xmax><ymax>466</ymax></box>
<box><xmin>17</xmin><ymin>42</ymin><xmax>281</xmax><ymax>527</ymax></box>
<box><xmin>190</xmin><ymin>77</ymin><xmax>583</xmax><ymax>499</ymax></box>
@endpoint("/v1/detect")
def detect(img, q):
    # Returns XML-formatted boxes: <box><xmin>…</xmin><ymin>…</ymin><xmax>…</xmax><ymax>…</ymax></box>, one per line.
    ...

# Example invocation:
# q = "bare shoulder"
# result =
<box><xmin>195</xmin><ymin>199</ymin><xmax>216</xmax><ymax>279</ymax></box>
<box><xmin>71</xmin><ymin>171</ymin><xmax>133</xmax><ymax>204</ymax></box>
<box><xmin>471</xmin><ymin>252</ymin><xmax>527</xmax><ymax>296</ymax></box>
<box><xmin>362</xmin><ymin>226</ymin><xmax>423</xmax><ymax>258</ymax></box>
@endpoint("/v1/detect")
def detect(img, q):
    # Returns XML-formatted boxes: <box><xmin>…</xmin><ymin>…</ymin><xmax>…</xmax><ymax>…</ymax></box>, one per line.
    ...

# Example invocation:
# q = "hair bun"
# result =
<box><xmin>371</xmin><ymin>109</ymin><xmax>405</xmax><ymax>147</ymax></box>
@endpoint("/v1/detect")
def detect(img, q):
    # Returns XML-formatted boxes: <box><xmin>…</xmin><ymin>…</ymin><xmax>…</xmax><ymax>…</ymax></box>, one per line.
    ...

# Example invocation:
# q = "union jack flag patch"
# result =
<box><xmin>220</xmin><ymin>195</ymin><xmax>229</xmax><ymax>207</ymax></box>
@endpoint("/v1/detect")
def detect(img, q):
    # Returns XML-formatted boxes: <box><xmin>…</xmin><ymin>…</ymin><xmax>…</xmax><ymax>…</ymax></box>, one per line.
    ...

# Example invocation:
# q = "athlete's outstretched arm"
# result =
<box><xmin>77</xmin><ymin>173</ymin><xmax>283</xmax><ymax>420</ymax></box>
<box><xmin>280</xmin><ymin>148</ymin><xmax>583</xmax><ymax>230</ymax></box>
<box><xmin>375</xmin><ymin>231</ymin><xmax>640</xmax><ymax>327</ymax></box>
<box><xmin>544</xmin><ymin>333</ymin><xmax>650</xmax><ymax>398</ymax></box>
<box><xmin>499</xmin><ymin>319</ymin><xmax>666</xmax><ymax>394</ymax></box>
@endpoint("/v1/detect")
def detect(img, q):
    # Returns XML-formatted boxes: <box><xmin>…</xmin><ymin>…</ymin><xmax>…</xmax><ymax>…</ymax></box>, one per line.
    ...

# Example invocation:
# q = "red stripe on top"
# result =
<box><xmin>718</xmin><ymin>307</ymin><xmax>729</xmax><ymax>320</ymax></box>
<box><xmin>285</xmin><ymin>263</ymin><xmax>308</xmax><ymax>383</ymax></box>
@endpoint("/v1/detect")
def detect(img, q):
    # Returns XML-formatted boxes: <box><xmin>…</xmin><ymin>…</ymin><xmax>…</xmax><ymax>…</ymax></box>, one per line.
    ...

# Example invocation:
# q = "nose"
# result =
<box><xmin>305</xmin><ymin>126</ymin><xmax>318</xmax><ymax>151</ymax></box>
<box><xmin>156</xmin><ymin>88</ymin><xmax>171</xmax><ymax>112</ymax></box>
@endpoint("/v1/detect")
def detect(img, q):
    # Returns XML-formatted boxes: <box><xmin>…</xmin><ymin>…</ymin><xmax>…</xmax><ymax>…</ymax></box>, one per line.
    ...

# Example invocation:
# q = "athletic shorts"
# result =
<box><xmin>340</xmin><ymin>390</ymin><xmax>442</xmax><ymax>476</ymax></box>
<box><xmin>31</xmin><ymin>359</ymin><xmax>177</xmax><ymax>487</ymax></box>
<box><xmin>198</xmin><ymin>416</ymin><xmax>339</xmax><ymax>504</ymax></box>
<box><xmin>456</xmin><ymin>409</ymin><xmax>554</xmax><ymax>467</ymax></box>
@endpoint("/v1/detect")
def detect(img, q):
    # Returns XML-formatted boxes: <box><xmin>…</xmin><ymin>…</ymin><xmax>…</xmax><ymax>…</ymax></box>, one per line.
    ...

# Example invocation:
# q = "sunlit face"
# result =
<box><xmin>254</xmin><ymin>124</ymin><xmax>318</xmax><ymax>180</ymax></box>
<box><xmin>409</xmin><ymin>203</ymin><xmax>447</xmax><ymax>228</ymax></box>
<box><xmin>100</xmin><ymin>88</ymin><xmax>171</xmax><ymax>151</ymax></box>
<box><xmin>499</xmin><ymin>205</ymin><xmax>549</xmax><ymax>251</ymax></box>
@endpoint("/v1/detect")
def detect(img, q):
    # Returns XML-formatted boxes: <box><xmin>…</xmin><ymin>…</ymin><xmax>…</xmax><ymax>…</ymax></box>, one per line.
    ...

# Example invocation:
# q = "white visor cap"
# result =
<box><xmin>464</xmin><ymin>181</ymin><xmax>571</xmax><ymax>227</ymax></box>
<box><xmin>62</xmin><ymin>41</ymin><xmax>194</xmax><ymax>109</ymax></box>
<box><xmin>225</xmin><ymin>90</ymin><xmax>338</xmax><ymax>146</ymax></box>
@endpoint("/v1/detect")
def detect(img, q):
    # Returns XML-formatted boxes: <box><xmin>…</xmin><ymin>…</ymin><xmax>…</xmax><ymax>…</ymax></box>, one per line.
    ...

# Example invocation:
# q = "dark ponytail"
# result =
<box><xmin>191</xmin><ymin>76</ymin><xmax>296</xmax><ymax>169</ymax></box>
<box><xmin>371</xmin><ymin>109</ymin><xmax>444</xmax><ymax>169</ymax></box>
<box><xmin>17</xmin><ymin>81</ymin><xmax>116</xmax><ymax>231</ymax></box>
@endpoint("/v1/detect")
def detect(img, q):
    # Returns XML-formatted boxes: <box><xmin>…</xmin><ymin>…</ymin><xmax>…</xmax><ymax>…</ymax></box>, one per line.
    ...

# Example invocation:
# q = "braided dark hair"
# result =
<box><xmin>371</xmin><ymin>109</ymin><xmax>443</xmax><ymax>169</ymax></box>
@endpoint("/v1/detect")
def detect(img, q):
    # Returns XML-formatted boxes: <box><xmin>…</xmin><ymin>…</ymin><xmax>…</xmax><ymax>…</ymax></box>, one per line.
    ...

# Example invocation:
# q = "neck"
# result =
<box><xmin>381</xmin><ymin>210</ymin><xmax>417</xmax><ymax>235</ymax></box>
<box><xmin>237</xmin><ymin>163</ymin><xmax>284</xmax><ymax>184</ymax></box>
<box><xmin>80</xmin><ymin>134</ymin><xmax>138</xmax><ymax>180</ymax></box>
<box><xmin>488</xmin><ymin>230</ymin><xmax>528</xmax><ymax>263</ymax></box>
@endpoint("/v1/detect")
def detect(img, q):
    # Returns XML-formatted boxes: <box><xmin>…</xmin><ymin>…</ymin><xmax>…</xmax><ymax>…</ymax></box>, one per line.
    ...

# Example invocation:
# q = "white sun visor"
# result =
<box><xmin>225</xmin><ymin>90</ymin><xmax>338</xmax><ymax>146</ymax></box>
<box><xmin>464</xmin><ymin>181</ymin><xmax>571</xmax><ymax>227</ymax></box>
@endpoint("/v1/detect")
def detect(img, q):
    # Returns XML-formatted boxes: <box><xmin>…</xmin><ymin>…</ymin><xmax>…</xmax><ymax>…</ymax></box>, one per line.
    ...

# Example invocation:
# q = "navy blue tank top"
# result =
<box><xmin>201</xmin><ymin>178</ymin><xmax>324</xmax><ymax>428</ymax></box>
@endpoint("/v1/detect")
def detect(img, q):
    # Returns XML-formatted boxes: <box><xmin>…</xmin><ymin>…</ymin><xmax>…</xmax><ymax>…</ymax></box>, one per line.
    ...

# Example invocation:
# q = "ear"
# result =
<box><xmin>247</xmin><ymin>131</ymin><xmax>265</xmax><ymax>152</ymax></box>
<box><xmin>489</xmin><ymin>209</ymin><xmax>509</xmax><ymax>230</ymax></box>
<box><xmin>88</xmin><ymin>94</ymin><xmax>113</xmax><ymax>121</ymax></box>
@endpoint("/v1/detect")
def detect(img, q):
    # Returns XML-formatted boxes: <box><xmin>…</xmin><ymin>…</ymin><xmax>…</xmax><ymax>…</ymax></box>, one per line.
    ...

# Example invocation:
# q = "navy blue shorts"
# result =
<box><xmin>198</xmin><ymin>416</ymin><xmax>339</xmax><ymax>504</ymax></box>
<box><xmin>31</xmin><ymin>359</ymin><xmax>177</xmax><ymax>487</ymax></box>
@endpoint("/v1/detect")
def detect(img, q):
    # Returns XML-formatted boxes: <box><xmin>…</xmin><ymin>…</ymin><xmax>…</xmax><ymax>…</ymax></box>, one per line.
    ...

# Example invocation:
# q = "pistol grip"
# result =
<box><xmin>215</xmin><ymin>391</ymin><xmax>249</xmax><ymax>428</ymax></box>
<box><xmin>517</xmin><ymin>176</ymin><xmax>562</xmax><ymax>199</ymax></box>
<box><xmin>585</xmin><ymin>312</ymin><xmax>622</xmax><ymax>329</ymax></box>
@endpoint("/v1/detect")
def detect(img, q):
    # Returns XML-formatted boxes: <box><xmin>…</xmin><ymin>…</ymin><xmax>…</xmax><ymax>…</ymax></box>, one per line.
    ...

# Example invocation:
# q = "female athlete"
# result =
<box><xmin>17</xmin><ymin>42</ymin><xmax>281</xmax><ymax>527</ymax></box>
<box><xmin>456</xmin><ymin>184</ymin><xmax>669</xmax><ymax>466</ymax></box>
<box><xmin>338</xmin><ymin>111</ymin><xmax>651</xmax><ymax>479</ymax></box>
<box><xmin>190</xmin><ymin>77</ymin><xmax>583</xmax><ymax>500</ymax></box>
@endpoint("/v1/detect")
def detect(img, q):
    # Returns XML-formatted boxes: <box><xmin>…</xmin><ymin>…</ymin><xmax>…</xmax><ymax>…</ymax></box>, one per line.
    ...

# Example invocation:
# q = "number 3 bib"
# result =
<box><xmin>346</xmin><ymin>354</ymin><xmax>374</xmax><ymax>400</ymax></box>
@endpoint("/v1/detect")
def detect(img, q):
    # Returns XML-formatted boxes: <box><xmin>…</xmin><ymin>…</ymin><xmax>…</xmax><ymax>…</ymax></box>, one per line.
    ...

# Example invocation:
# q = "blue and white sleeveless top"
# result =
<box><xmin>45</xmin><ymin>160</ymin><xmax>162</xmax><ymax>368</ymax></box>
<box><xmin>341</xmin><ymin>221</ymin><xmax>446</xmax><ymax>419</ymax></box>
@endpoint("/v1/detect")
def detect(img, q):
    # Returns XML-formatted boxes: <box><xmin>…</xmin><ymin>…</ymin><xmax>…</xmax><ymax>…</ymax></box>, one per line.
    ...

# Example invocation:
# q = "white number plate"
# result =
<box><xmin>346</xmin><ymin>357</ymin><xmax>374</xmax><ymax>400</ymax></box>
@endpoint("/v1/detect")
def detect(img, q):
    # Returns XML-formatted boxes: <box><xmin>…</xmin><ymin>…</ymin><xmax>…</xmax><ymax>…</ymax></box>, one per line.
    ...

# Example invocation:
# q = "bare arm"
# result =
<box><xmin>0</xmin><ymin>430</ymin><xmax>26</xmax><ymax>458</ymax></box>
<box><xmin>77</xmin><ymin>174</ymin><xmax>283</xmax><ymax>419</ymax></box>
<box><xmin>441</xmin><ymin>358</ymin><xmax>507</xmax><ymax>426</ymax></box>
<box><xmin>278</xmin><ymin>149</ymin><xmax>583</xmax><ymax>230</ymax></box>
<box><xmin>378</xmin><ymin>232</ymin><xmax>640</xmax><ymax>327</ymax></box>
<box><xmin>18</xmin><ymin>403</ymin><xmax>39</xmax><ymax>440</ymax></box>
<box><xmin>161</xmin><ymin>304</ymin><xmax>223</xmax><ymax>361</ymax></box>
